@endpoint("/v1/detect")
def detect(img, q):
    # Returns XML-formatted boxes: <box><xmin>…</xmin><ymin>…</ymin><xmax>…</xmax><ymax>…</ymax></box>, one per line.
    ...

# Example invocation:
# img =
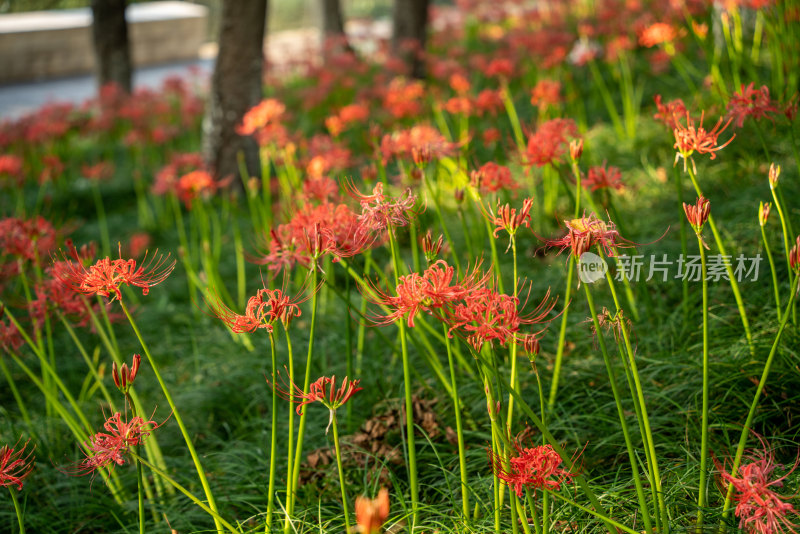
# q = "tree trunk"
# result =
<box><xmin>321</xmin><ymin>0</ymin><xmax>351</xmax><ymax>55</ymax></box>
<box><xmin>392</xmin><ymin>0</ymin><xmax>429</xmax><ymax>78</ymax></box>
<box><xmin>202</xmin><ymin>0</ymin><xmax>267</xmax><ymax>181</ymax></box>
<box><xmin>90</xmin><ymin>0</ymin><xmax>132</xmax><ymax>93</ymax></box>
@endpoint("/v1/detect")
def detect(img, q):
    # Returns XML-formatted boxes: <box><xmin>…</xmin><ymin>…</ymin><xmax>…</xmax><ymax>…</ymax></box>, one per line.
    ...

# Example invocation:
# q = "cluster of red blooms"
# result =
<box><xmin>524</xmin><ymin>118</ymin><xmax>579</xmax><ymax>168</ymax></box>
<box><xmin>545</xmin><ymin>213</ymin><xmax>629</xmax><ymax>259</ymax></box>
<box><xmin>0</xmin><ymin>154</ymin><xmax>24</xmax><ymax>187</ymax></box>
<box><xmin>0</xmin><ymin>216</ymin><xmax>58</xmax><ymax>272</ymax></box>
<box><xmin>379</xmin><ymin>125</ymin><xmax>457</xmax><ymax>165</ymax></box>
<box><xmin>490</xmin><ymin>432</ymin><xmax>576</xmax><ymax>498</ymax></box>
<box><xmin>672</xmin><ymin>111</ymin><xmax>735</xmax><ymax>171</ymax></box>
<box><xmin>325</xmin><ymin>103</ymin><xmax>370</xmax><ymax>137</ymax></box>
<box><xmin>153</xmin><ymin>152</ymin><xmax>230</xmax><ymax>208</ymax></box>
<box><xmin>584</xmin><ymin>163</ymin><xmax>624</xmax><ymax>192</ymax></box>
<box><xmin>207</xmin><ymin>279</ymin><xmax>312</xmax><ymax>334</ymax></box>
<box><xmin>369</xmin><ymin>259</ymin><xmax>555</xmax><ymax>351</ymax></box>
<box><xmin>304</xmin><ymin>134</ymin><xmax>353</xmax><ymax>178</ymax></box>
<box><xmin>382</xmin><ymin>78</ymin><xmax>426</xmax><ymax>119</ymax></box>
<box><xmin>727</xmin><ymin>83</ymin><xmax>779</xmax><ymax>128</ymax></box>
<box><xmin>236</xmin><ymin>97</ymin><xmax>290</xmax><ymax>148</ymax></box>
<box><xmin>73</xmin><ymin>412</ymin><xmax>160</xmax><ymax>475</ymax></box>
<box><xmin>0</xmin><ymin>438</ymin><xmax>35</xmax><ymax>491</ymax></box>
<box><xmin>470</xmin><ymin>162</ymin><xmax>519</xmax><ymax>194</ymax></box>
<box><xmin>716</xmin><ymin>438</ymin><xmax>799</xmax><ymax>534</ymax></box>
<box><xmin>653</xmin><ymin>94</ymin><xmax>688</xmax><ymax>130</ymax></box>
<box><xmin>53</xmin><ymin>243</ymin><xmax>175</xmax><ymax>302</ymax></box>
<box><xmin>275</xmin><ymin>375</ymin><xmax>362</xmax><ymax>417</ymax></box>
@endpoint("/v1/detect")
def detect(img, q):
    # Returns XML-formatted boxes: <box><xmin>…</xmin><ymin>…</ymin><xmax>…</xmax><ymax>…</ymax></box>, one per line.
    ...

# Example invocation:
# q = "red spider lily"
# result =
<box><xmin>206</xmin><ymin>275</ymin><xmax>316</xmax><ymax>333</ymax></box>
<box><xmin>0</xmin><ymin>154</ymin><xmax>24</xmax><ymax>186</ymax></box>
<box><xmin>272</xmin><ymin>374</ymin><xmax>362</xmax><ymax>432</ymax></box>
<box><xmin>0</xmin><ymin>311</ymin><xmax>24</xmax><ymax>353</ymax></box>
<box><xmin>485</xmin><ymin>198</ymin><xmax>534</xmax><ymax>242</ymax></box>
<box><xmin>345</xmin><ymin>181</ymin><xmax>419</xmax><ymax>233</ymax></box>
<box><xmin>470</xmin><ymin>162</ymin><xmax>519</xmax><ymax>194</ymax></box>
<box><xmin>0</xmin><ymin>216</ymin><xmax>58</xmax><ymax>265</ymax></box>
<box><xmin>715</xmin><ymin>436</ymin><xmax>799</xmax><ymax>534</ymax></box>
<box><xmin>475</xmin><ymin>89</ymin><xmax>504</xmax><ymax>116</ymax></box>
<box><xmin>570</xmin><ymin>139</ymin><xmax>583</xmax><ymax>162</ymax></box>
<box><xmin>489</xmin><ymin>433</ymin><xmax>576</xmax><ymax>498</ymax></box>
<box><xmin>72</xmin><ymin>412</ymin><xmax>160</xmax><ymax>475</ymax></box>
<box><xmin>530</xmin><ymin>79</ymin><xmax>562</xmax><ymax>109</ymax></box>
<box><xmin>543</xmin><ymin>213</ymin><xmax>630</xmax><ymax>259</ymax></box>
<box><xmin>638</xmin><ymin>22</ymin><xmax>680</xmax><ymax>47</ymax></box>
<box><xmin>585</xmin><ymin>163</ymin><xmax>624</xmax><ymax>192</ymax></box>
<box><xmin>421</xmin><ymin>230</ymin><xmax>444</xmax><ymax>263</ymax></box>
<box><xmin>82</xmin><ymin>161</ymin><xmax>114</xmax><ymax>182</ymax></box>
<box><xmin>683</xmin><ymin>196</ymin><xmax>711</xmax><ymax>238</ymax></box>
<box><xmin>237</xmin><ymin>98</ymin><xmax>286</xmax><ymax>136</ymax></box>
<box><xmin>112</xmin><ymin>354</ymin><xmax>141</xmax><ymax>393</ymax></box>
<box><xmin>728</xmin><ymin>83</ymin><xmax>779</xmax><ymax>128</ymax></box>
<box><xmin>176</xmin><ymin>170</ymin><xmax>230</xmax><ymax>209</ymax></box>
<box><xmin>523</xmin><ymin>118</ymin><xmax>579</xmax><ymax>168</ymax></box>
<box><xmin>355</xmin><ymin>488</ymin><xmax>390</xmax><ymax>534</ymax></box>
<box><xmin>0</xmin><ymin>438</ymin><xmax>35</xmax><ymax>491</ymax></box>
<box><xmin>653</xmin><ymin>95</ymin><xmax>687</xmax><ymax>130</ymax></box>
<box><xmin>448</xmin><ymin>282</ymin><xmax>557</xmax><ymax>351</ymax></box>
<box><xmin>760</xmin><ymin>202</ymin><xmax>772</xmax><ymax>227</ymax></box>
<box><xmin>382</xmin><ymin>77</ymin><xmax>425</xmax><ymax>119</ymax></box>
<box><xmin>53</xmin><ymin>243</ymin><xmax>175</xmax><ymax>301</ymax></box>
<box><xmin>152</xmin><ymin>152</ymin><xmax>206</xmax><ymax>196</ymax></box>
<box><xmin>673</xmin><ymin>111</ymin><xmax>735</xmax><ymax>172</ymax></box>
<box><xmin>790</xmin><ymin>236</ymin><xmax>800</xmax><ymax>274</ymax></box>
<box><xmin>379</xmin><ymin>125</ymin><xmax>456</xmax><ymax>164</ymax></box>
<box><xmin>769</xmin><ymin>163</ymin><xmax>780</xmax><ymax>189</ymax></box>
<box><xmin>366</xmin><ymin>260</ymin><xmax>491</xmax><ymax>328</ymax></box>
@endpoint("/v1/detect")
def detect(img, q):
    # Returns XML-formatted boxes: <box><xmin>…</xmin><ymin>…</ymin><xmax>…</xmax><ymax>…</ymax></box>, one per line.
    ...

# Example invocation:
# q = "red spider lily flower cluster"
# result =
<box><xmin>176</xmin><ymin>170</ymin><xmax>231</xmax><ymax>209</ymax></box>
<box><xmin>207</xmin><ymin>279</ymin><xmax>314</xmax><ymax>333</ymax></box>
<box><xmin>368</xmin><ymin>260</ymin><xmax>556</xmax><ymax>351</ymax></box>
<box><xmin>273</xmin><ymin>374</ymin><xmax>362</xmax><ymax>432</ymax></box>
<box><xmin>715</xmin><ymin>437</ymin><xmax>799</xmax><ymax>534</ymax></box>
<box><xmin>653</xmin><ymin>95</ymin><xmax>688</xmax><ymax>130</ymax></box>
<box><xmin>237</xmin><ymin>98</ymin><xmax>290</xmax><ymax>147</ymax></box>
<box><xmin>0</xmin><ymin>308</ymin><xmax>24</xmax><ymax>353</ymax></box>
<box><xmin>530</xmin><ymin>79</ymin><xmax>562</xmax><ymax>110</ymax></box>
<box><xmin>112</xmin><ymin>354</ymin><xmax>141</xmax><ymax>394</ymax></box>
<box><xmin>673</xmin><ymin>111</ymin><xmax>735</xmax><ymax>172</ymax></box>
<box><xmin>325</xmin><ymin>103</ymin><xmax>369</xmax><ymax>137</ymax></box>
<box><xmin>0</xmin><ymin>438</ymin><xmax>35</xmax><ymax>491</ymax></box>
<box><xmin>73</xmin><ymin>412</ymin><xmax>160</xmax><ymax>475</ymax></box>
<box><xmin>524</xmin><ymin>118</ymin><xmax>579</xmax><ymax>168</ymax></box>
<box><xmin>82</xmin><ymin>161</ymin><xmax>114</xmax><ymax>182</ymax></box>
<box><xmin>544</xmin><ymin>213</ymin><xmax>628</xmax><ymax>259</ymax></box>
<box><xmin>53</xmin><ymin>243</ymin><xmax>175</xmax><ymax>301</ymax></box>
<box><xmin>421</xmin><ymin>230</ymin><xmax>445</xmax><ymax>263</ymax></box>
<box><xmin>490</xmin><ymin>434</ymin><xmax>576</xmax><ymax>498</ymax></box>
<box><xmin>485</xmin><ymin>198</ymin><xmax>534</xmax><ymax>241</ymax></box>
<box><xmin>0</xmin><ymin>216</ymin><xmax>58</xmax><ymax>265</ymax></box>
<box><xmin>585</xmin><ymin>163</ymin><xmax>624</xmax><ymax>192</ymax></box>
<box><xmin>382</xmin><ymin>77</ymin><xmax>425</xmax><ymax>119</ymax></box>
<box><xmin>0</xmin><ymin>154</ymin><xmax>24</xmax><ymax>187</ymax></box>
<box><xmin>727</xmin><ymin>83</ymin><xmax>779</xmax><ymax>128</ymax></box>
<box><xmin>379</xmin><ymin>125</ymin><xmax>456</xmax><ymax>164</ymax></box>
<box><xmin>152</xmin><ymin>152</ymin><xmax>206</xmax><ymax>196</ymax></box>
<box><xmin>638</xmin><ymin>22</ymin><xmax>680</xmax><ymax>48</ymax></box>
<box><xmin>355</xmin><ymin>488</ymin><xmax>390</xmax><ymax>534</ymax></box>
<box><xmin>470</xmin><ymin>162</ymin><xmax>519</xmax><ymax>194</ymax></box>
<box><xmin>347</xmin><ymin>181</ymin><xmax>418</xmax><ymax>234</ymax></box>
<box><xmin>683</xmin><ymin>196</ymin><xmax>711</xmax><ymax>239</ymax></box>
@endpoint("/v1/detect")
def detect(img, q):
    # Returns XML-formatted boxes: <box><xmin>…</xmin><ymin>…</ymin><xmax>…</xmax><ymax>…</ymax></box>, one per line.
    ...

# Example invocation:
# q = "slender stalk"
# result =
<box><xmin>9</xmin><ymin>487</ymin><xmax>25</xmax><ymax>534</ymax></box>
<box><xmin>287</xmin><ymin>265</ymin><xmax>319</xmax><ymax>531</ymax></box>
<box><xmin>132</xmin><ymin>453</ymin><xmax>241</xmax><ymax>533</ymax></box>
<box><xmin>769</xmin><ymin>181</ymin><xmax>793</xmax><ymax>282</ymax></box>
<box><xmin>387</xmin><ymin>229</ymin><xmax>418</xmax><ymax>528</ymax></box>
<box><xmin>685</xmin><ymin>166</ymin><xmax>754</xmax><ymax>356</ymax></box>
<box><xmin>91</xmin><ymin>183</ymin><xmax>111</xmax><ymax>257</ymax></box>
<box><xmin>720</xmin><ymin>274</ymin><xmax>799</xmax><ymax>527</ymax></box>
<box><xmin>545</xmin><ymin>490</ymin><xmax>642</xmax><ymax>534</ymax></box>
<box><xmin>505</xmin><ymin>235</ymin><xmax>520</xmax><ymax>434</ymax></box>
<box><xmin>283</xmin><ymin>323</ymin><xmax>295</xmax><ymax>529</ymax></box>
<box><xmin>582</xmin><ymin>281</ymin><xmax>654</xmax><ymax>534</ymax></box>
<box><xmin>760</xmin><ymin>220</ymin><xmax>782</xmax><ymax>319</ymax></box>
<box><xmin>266</xmin><ymin>331</ymin><xmax>278</xmax><ymax>531</ymax></box>
<box><xmin>0</xmin><ymin>355</ymin><xmax>33</xmax><ymax>430</ymax></box>
<box><xmin>444</xmin><ymin>322</ymin><xmax>469</xmax><ymax>518</ymax></box>
<box><xmin>696</xmin><ymin>234</ymin><xmax>709</xmax><ymax>531</ymax></box>
<box><xmin>119</xmin><ymin>300</ymin><xmax>223</xmax><ymax>534</ymax></box>
<box><xmin>330</xmin><ymin>411</ymin><xmax>351</xmax><ymax>533</ymax></box>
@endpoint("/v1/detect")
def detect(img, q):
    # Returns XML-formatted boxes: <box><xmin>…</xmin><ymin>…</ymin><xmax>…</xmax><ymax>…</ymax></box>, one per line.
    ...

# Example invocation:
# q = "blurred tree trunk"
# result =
<box><xmin>321</xmin><ymin>0</ymin><xmax>351</xmax><ymax>54</ymax></box>
<box><xmin>203</xmin><ymin>0</ymin><xmax>267</xmax><ymax>181</ymax></box>
<box><xmin>90</xmin><ymin>0</ymin><xmax>132</xmax><ymax>92</ymax></box>
<box><xmin>392</xmin><ymin>0</ymin><xmax>429</xmax><ymax>78</ymax></box>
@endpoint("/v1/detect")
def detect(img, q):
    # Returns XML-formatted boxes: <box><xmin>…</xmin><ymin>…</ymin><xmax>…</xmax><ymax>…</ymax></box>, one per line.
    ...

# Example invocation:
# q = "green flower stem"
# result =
<box><xmin>91</xmin><ymin>183</ymin><xmax>111</xmax><ymax>257</ymax></box>
<box><xmin>582</xmin><ymin>281</ymin><xmax>654</xmax><ymax>534</ymax></box>
<box><xmin>685</xmin><ymin>166</ymin><xmax>754</xmax><ymax>356</ymax></box>
<box><xmin>387</xmin><ymin>229</ymin><xmax>419</xmax><ymax>528</ymax></box>
<box><xmin>58</xmin><ymin>312</ymin><xmax>117</xmax><ymax>411</ymax></box>
<box><xmin>602</xmin><ymin>268</ymin><xmax>665</xmax><ymax>529</ymax></box>
<box><xmin>283</xmin><ymin>323</ymin><xmax>295</xmax><ymax>530</ymax></box>
<box><xmin>136</xmin><ymin>444</ymin><xmax>145</xmax><ymax>534</ymax></box>
<box><xmin>674</xmin><ymin>166</ymin><xmax>691</xmax><ymax>323</ymax></box>
<box><xmin>720</xmin><ymin>274</ymin><xmax>799</xmax><ymax>528</ymax></box>
<box><xmin>119</xmin><ymin>300</ymin><xmax>223</xmax><ymax>534</ymax></box>
<box><xmin>696</xmin><ymin>234</ymin><xmax>709</xmax><ymax>531</ymax></box>
<box><xmin>545</xmin><ymin>490</ymin><xmax>641</xmax><ymax>534</ymax></box>
<box><xmin>527</xmin><ymin>491</ymin><xmax>541</xmax><ymax>534</ymax></box>
<box><xmin>422</xmin><ymin>162</ymin><xmax>461</xmax><ymax>273</ymax></box>
<box><xmin>9</xmin><ymin>487</ymin><xmax>25</xmax><ymax>534</ymax></box>
<box><xmin>444</xmin><ymin>322</ymin><xmax>469</xmax><ymax>518</ymax></box>
<box><xmin>266</xmin><ymin>331</ymin><xmax>278</xmax><ymax>531</ymax></box>
<box><xmin>769</xmin><ymin>182</ymin><xmax>793</xmax><ymax>282</ymax></box>
<box><xmin>231</xmin><ymin>207</ymin><xmax>247</xmax><ymax>309</ymax></box>
<box><xmin>505</xmin><ymin>235</ymin><xmax>520</xmax><ymax>436</ymax></box>
<box><xmin>760</xmin><ymin>220</ymin><xmax>782</xmax><ymax>319</ymax></box>
<box><xmin>534</xmin><ymin>367</ymin><xmax>550</xmax><ymax>534</ymax></box>
<box><xmin>132</xmin><ymin>453</ymin><xmax>241</xmax><ymax>533</ymax></box>
<box><xmin>500</xmin><ymin>80</ymin><xmax>527</xmax><ymax>154</ymax></box>
<box><xmin>588</xmin><ymin>59</ymin><xmax>626</xmax><ymax>139</ymax></box>
<box><xmin>0</xmin><ymin>354</ymin><xmax>33</xmax><ymax>430</ymax></box>
<box><xmin>516</xmin><ymin>494</ymin><xmax>532</xmax><ymax>534</ymax></box>
<box><xmin>287</xmin><ymin>265</ymin><xmax>319</xmax><ymax>529</ymax></box>
<box><xmin>330</xmin><ymin>411</ymin><xmax>351</xmax><ymax>533</ymax></box>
